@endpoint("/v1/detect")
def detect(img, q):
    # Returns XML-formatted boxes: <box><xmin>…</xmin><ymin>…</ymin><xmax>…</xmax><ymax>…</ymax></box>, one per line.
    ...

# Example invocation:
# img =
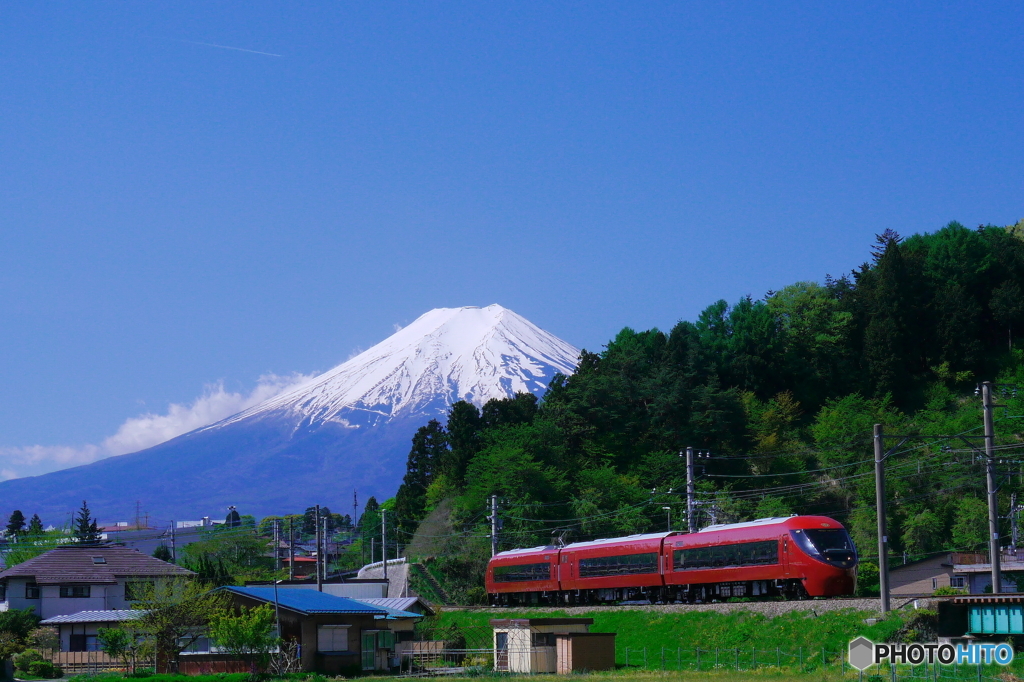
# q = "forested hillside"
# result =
<box><xmin>394</xmin><ymin>220</ymin><xmax>1024</xmax><ymax>602</ymax></box>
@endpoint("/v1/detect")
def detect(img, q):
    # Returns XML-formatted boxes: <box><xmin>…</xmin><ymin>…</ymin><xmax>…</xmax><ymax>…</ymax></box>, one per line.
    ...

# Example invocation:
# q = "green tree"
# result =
<box><xmin>903</xmin><ymin>509</ymin><xmax>942</xmax><ymax>555</ymax></box>
<box><xmin>153</xmin><ymin>545</ymin><xmax>173</xmax><ymax>562</ymax></box>
<box><xmin>208</xmin><ymin>604</ymin><xmax>278</xmax><ymax>679</ymax></box>
<box><xmin>97</xmin><ymin>626</ymin><xmax>147</xmax><ymax>675</ymax></box>
<box><xmin>395</xmin><ymin>419</ymin><xmax>447</xmax><ymax>533</ymax></box>
<box><xmin>132</xmin><ymin>578</ymin><xmax>229</xmax><ymax>674</ymax></box>
<box><xmin>27</xmin><ymin>515</ymin><xmax>43</xmax><ymax>534</ymax></box>
<box><xmin>952</xmin><ymin>497</ymin><xmax>988</xmax><ymax>550</ymax></box>
<box><xmin>73</xmin><ymin>500</ymin><xmax>100</xmax><ymax>544</ymax></box>
<box><xmin>5</xmin><ymin>511</ymin><xmax>26</xmax><ymax>539</ymax></box>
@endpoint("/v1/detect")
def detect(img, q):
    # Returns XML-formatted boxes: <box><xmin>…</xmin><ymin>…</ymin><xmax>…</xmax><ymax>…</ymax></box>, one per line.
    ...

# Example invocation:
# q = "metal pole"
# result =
<box><xmin>382</xmin><ymin>509</ymin><xmax>388</xmax><ymax>588</ymax></box>
<box><xmin>288</xmin><ymin>518</ymin><xmax>294</xmax><ymax>580</ymax></box>
<box><xmin>874</xmin><ymin>423</ymin><xmax>891</xmax><ymax>614</ymax></box>
<box><xmin>490</xmin><ymin>495</ymin><xmax>498</xmax><ymax>557</ymax></box>
<box><xmin>322</xmin><ymin>517</ymin><xmax>329</xmax><ymax>582</ymax></box>
<box><xmin>983</xmin><ymin>381</ymin><xmax>1002</xmax><ymax>594</ymax></box>
<box><xmin>274</xmin><ymin>520</ymin><xmax>280</xmax><ymax>572</ymax></box>
<box><xmin>273</xmin><ymin>579</ymin><xmax>281</xmax><ymax>642</ymax></box>
<box><xmin>1011</xmin><ymin>493</ymin><xmax>1018</xmax><ymax>552</ymax></box>
<box><xmin>315</xmin><ymin>504</ymin><xmax>322</xmax><ymax>592</ymax></box>
<box><xmin>686</xmin><ymin>447</ymin><xmax>696</xmax><ymax>533</ymax></box>
<box><xmin>170</xmin><ymin>521</ymin><xmax>176</xmax><ymax>563</ymax></box>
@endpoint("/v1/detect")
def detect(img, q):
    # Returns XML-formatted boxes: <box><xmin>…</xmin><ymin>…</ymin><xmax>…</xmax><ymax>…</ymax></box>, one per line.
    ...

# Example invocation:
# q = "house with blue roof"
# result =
<box><xmin>201</xmin><ymin>586</ymin><xmax>402</xmax><ymax>674</ymax></box>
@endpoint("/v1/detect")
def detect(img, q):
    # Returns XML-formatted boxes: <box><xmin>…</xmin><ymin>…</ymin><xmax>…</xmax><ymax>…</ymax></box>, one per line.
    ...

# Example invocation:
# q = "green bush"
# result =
<box><xmin>27</xmin><ymin>659</ymin><xmax>62</xmax><ymax>678</ymax></box>
<box><xmin>13</xmin><ymin>648</ymin><xmax>44</xmax><ymax>672</ymax></box>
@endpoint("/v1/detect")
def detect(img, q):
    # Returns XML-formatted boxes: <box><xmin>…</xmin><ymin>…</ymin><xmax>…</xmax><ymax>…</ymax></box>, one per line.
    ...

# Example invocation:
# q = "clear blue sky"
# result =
<box><xmin>1</xmin><ymin>2</ymin><xmax>1022</xmax><ymax>475</ymax></box>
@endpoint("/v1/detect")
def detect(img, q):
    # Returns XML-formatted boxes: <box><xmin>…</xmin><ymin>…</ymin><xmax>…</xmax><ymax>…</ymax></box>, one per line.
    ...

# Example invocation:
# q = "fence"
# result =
<box><xmin>47</xmin><ymin>650</ymin><xmax>154</xmax><ymax>675</ymax></box>
<box><xmin>621</xmin><ymin>646</ymin><xmax>1017</xmax><ymax>682</ymax></box>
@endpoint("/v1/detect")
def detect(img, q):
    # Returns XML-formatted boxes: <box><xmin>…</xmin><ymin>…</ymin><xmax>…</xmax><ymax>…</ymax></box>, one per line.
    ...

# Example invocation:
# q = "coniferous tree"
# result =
<box><xmin>5</xmin><ymin>510</ymin><xmax>26</xmax><ymax>539</ymax></box>
<box><xmin>395</xmin><ymin>419</ymin><xmax>447</xmax><ymax>533</ymax></box>
<box><xmin>73</xmin><ymin>501</ymin><xmax>101</xmax><ymax>544</ymax></box>
<box><xmin>153</xmin><ymin>544</ymin><xmax>173</xmax><ymax>562</ymax></box>
<box><xmin>27</xmin><ymin>514</ymin><xmax>43</xmax><ymax>534</ymax></box>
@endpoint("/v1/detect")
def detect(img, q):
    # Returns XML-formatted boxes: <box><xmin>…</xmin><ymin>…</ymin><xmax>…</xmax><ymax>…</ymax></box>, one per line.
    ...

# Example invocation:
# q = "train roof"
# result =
<box><xmin>493</xmin><ymin>545</ymin><xmax>558</xmax><ymax>558</ymax></box>
<box><xmin>698</xmin><ymin>516</ymin><xmax>794</xmax><ymax>532</ymax></box>
<box><xmin>561</xmin><ymin>532</ymin><xmax>676</xmax><ymax>551</ymax></box>
<box><xmin>698</xmin><ymin>515</ymin><xmax>843</xmax><ymax>533</ymax></box>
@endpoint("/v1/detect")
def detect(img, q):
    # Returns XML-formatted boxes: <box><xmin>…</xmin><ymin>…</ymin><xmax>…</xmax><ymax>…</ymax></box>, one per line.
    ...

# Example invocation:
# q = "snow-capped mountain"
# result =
<box><xmin>216</xmin><ymin>304</ymin><xmax>578</xmax><ymax>431</ymax></box>
<box><xmin>0</xmin><ymin>305</ymin><xmax>579</xmax><ymax>522</ymax></box>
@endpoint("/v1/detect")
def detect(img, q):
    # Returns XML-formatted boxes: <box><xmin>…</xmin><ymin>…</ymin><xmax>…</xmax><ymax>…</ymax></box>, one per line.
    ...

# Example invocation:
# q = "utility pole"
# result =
<box><xmin>170</xmin><ymin>521</ymin><xmax>176</xmax><ymax>564</ymax></box>
<box><xmin>322</xmin><ymin>517</ymin><xmax>329</xmax><ymax>581</ymax></box>
<box><xmin>874</xmin><ymin>423</ymin><xmax>891</xmax><ymax>615</ymax></box>
<box><xmin>686</xmin><ymin>447</ymin><xmax>696</xmax><ymax>534</ymax></box>
<box><xmin>353</xmin><ymin>490</ymin><xmax>359</xmax><ymax>543</ymax></box>
<box><xmin>288</xmin><ymin>518</ymin><xmax>295</xmax><ymax>580</ymax></box>
<box><xmin>1012</xmin><ymin>493</ymin><xmax>1019</xmax><ymax>553</ymax></box>
<box><xmin>489</xmin><ymin>495</ymin><xmax>499</xmax><ymax>557</ymax></box>
<box><xmin>315</xmin><ymin>504</ymin><xmax>322</xmax><ymax>592</ymax></box>
<box><xmin>380</xmin><ymin>507</ymin><xmax>387</xmax><ymax>593</ymax></box>
<box><xmin>983</xmin><ymin>381</ymin><xmax>1002</xmax><ymax>594</ymax></box>
<box><xmin>274</xmin><ymin>520</ymin><xmax>281</xmax><ymax>572</ymax></box>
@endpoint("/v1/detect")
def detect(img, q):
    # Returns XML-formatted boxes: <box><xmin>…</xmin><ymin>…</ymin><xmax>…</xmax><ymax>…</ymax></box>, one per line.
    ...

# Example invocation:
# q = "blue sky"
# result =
<box><xmin>1</xmin><ymin>2</ymin><xmax>1022</xmax><ymax>479</ymax></box>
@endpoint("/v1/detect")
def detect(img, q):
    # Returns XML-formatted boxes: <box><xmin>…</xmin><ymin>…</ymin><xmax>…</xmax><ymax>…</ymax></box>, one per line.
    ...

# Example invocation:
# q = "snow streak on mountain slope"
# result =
<box><xmin>214</xmin><ymin>304</ymin><xmax>579</xmax><ymax>430</ymax></box>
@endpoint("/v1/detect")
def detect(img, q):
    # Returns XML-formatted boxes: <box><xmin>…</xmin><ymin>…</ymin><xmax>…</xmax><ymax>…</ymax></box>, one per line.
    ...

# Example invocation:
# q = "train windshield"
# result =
<box><xmin>790</xmin><ymin>529</ymin><xmax>857</xmax><ymax>568</ymax></box>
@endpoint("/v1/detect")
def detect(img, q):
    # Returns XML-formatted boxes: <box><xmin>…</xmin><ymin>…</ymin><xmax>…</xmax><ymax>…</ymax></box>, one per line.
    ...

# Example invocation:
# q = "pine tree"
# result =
<box><xmin>5</xmin><ymin>510</ymin><xmax>26</xmax><ymax>539</ymax></box>
<box><xmin>153</xmin><ymin>544</ymin><xmax>173</xmax><ymax>562</ymax></box>
<box><xmin>395</xmin><ymin>419</ymin><xmax>447</xmax><ymax>533</ymax></box>
<box><xmin>74</xmin><ymin>500</ymin><xmax>101</xmax><ymax>544</ymax></box>
<box><xmin>27</xmin><ymin>514</ymin><xmax>43</xmax><ymax>534</ymax></box>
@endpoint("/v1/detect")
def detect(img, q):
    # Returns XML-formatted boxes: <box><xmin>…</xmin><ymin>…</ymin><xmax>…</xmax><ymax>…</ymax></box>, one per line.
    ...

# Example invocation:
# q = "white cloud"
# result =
<box><xmin>0</xmin><ymin>373</ymin><xmax>313</xmax><ymax>481</ymax></box>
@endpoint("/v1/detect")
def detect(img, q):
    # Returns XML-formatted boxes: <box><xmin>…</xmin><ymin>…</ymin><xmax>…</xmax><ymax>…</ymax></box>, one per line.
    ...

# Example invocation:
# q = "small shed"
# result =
<box><xmin>490</xmin><ymin>618</ymin><xmax>614</xmax><ymax>673</ymax></box>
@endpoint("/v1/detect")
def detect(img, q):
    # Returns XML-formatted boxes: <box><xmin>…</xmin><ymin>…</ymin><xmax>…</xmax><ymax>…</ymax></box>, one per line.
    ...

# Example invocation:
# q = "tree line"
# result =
<box><xmin>393</xmin><ymin>220</ymin><xmax>1024</xmax><ymax>598</ymax></box>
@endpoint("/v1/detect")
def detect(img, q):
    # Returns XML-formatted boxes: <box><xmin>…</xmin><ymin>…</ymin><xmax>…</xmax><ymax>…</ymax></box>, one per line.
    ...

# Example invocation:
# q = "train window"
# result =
<box><xmin>791</xmin><ymin>529</ymin><xmax>857</xmax><ymax>568</ymax></box>
<box><xmin>673</xmin><ymin>540</ymin><xmax>778</xmax><ymax>570</ymax></box>
<box><xmin>578</xmin><ymin>552</ymin><xmax>659</xmax><ymax>578</ymax></box>
<box><xmin>493</xmin><ymin>562</ymin><xmax>552</xmax><ymax>583</ymax></box>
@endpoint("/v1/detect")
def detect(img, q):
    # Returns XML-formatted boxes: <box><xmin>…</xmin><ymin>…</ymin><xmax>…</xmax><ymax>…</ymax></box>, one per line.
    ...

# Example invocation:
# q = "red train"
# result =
<box><xmin>486</xmin><ymin>516</ymin><xmax>857</xmax><ymax>605</ymax></box>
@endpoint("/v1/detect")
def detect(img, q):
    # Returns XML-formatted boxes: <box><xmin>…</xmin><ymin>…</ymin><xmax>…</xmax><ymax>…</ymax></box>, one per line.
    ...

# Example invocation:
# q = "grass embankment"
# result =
<box><xmin>431</xmin><ymin>607</ymin><xmax>904</xmax><ymax>666</ymax></box>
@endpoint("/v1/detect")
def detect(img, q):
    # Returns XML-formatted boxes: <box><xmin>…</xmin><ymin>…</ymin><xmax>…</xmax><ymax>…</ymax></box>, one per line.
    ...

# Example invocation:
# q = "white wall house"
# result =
<box><xmin>0</xmin><ymin>544</ymin><xmax>193</xmax><ymax>619</ymax></box>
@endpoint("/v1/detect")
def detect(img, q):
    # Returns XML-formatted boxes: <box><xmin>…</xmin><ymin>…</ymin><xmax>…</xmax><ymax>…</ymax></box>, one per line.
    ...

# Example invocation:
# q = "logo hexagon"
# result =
<box><xmin>849</xmin><ymin>637</ymin><xmax>875</xmax><ymax>671</ymax></box>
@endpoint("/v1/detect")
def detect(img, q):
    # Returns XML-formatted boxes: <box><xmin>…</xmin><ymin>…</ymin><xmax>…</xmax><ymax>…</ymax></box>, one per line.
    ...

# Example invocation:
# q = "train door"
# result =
<box><xmin>781</xmin><ymin>535</ymin><xmax>790</xmax><ymax>575</ymax></box>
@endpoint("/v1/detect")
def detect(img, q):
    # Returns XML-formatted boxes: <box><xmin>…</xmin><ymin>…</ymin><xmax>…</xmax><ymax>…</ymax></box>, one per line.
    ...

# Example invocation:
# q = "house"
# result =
<box><xmin>490</xmin><ymin>618</ymin><xmax>615</xmax><ymax>674</ymax></box>
<box><xmin>0</xmin><ymin>545</ymin><xmax>193</xmax><ymax>619</ymax></box>
<box><xmin>202</xmin><ymin>586</ymin><xmax>395</xmax><ymax>674</ymax></box>
<box><xmin>890</xmin><ymin>554</ymin><xmax>963</xmax><ymax>597</ymax></box>
<box><xmin>37</xmin><ymin>609</ymin><xmax>150</xmax><ymax>674</ymax></box>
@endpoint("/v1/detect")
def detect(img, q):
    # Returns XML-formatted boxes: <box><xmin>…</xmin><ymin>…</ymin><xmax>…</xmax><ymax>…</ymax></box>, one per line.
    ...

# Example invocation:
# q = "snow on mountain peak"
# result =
<box><xmin>213</xmin><ymin>305</ymin><xmax>579</xmax><ymax>430</ymax></box>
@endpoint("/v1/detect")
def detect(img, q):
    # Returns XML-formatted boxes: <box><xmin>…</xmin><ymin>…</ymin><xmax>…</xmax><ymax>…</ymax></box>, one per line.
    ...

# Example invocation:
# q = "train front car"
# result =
<box><xmin>558</xmin><ymin>533</ymin><xmax>672</xmax><ymax>604</ymax></box>
<box><xmin>785</xmin><ymin>516</ymin><xmax>858</xmax><ymax>597</ymax></box>
<box><xmin>663</xmin><ymin>516</ymin><xmax>857</xmax><ymax>601</ymax></box>
<box><xmin>486</xmin><ymin>546</ymin><xmax>560</xmax><ymax>606</ymax></box>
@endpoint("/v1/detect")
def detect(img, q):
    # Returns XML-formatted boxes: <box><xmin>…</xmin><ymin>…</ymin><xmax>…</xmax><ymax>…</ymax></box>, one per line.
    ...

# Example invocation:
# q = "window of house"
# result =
<box><xmin>69</xmin><ymin>634</ymin><xmax>99</xmax><ymax>652</ymax></box>
<box><xmin>951</xmin><ymin>576</ymin><xmax>966</xmax><ymax>589</ymax></box>
<box><xmin>92</xmin><ymin>557</ymin><xmax>106</xmax><ymax>564</ymax></box>
<box><xmin>25</xmin><ymin>583</ymin><xmax>39</xmax><ymax>599</ymax></box>
<box><xmin>0</xmin><ymin>583</ymin><xmax>6</xmax><ymax>601</ymax></box>
<box><xmin>60</xmin><ymin>585</ymin><xmax>91</xmax><ymax>598</ymax></box>
<box><xmin>317</xmin><ymin>625</ymin><xmax>350</xmax><ymax>652</ymax></box>
<box><xmin>124</xmin><ymin>581</ymin><xmax>154</xmax><ymax>601</ymax></box>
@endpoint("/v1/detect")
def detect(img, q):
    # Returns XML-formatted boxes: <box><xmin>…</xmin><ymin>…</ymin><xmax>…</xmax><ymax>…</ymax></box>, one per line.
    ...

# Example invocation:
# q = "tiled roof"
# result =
<box><xmin>357</xmin><ymin>597</ymin><xmax>434</xmax><ymax>616</ymax></box>
<box><xmin>222</xmin><ymin>586</ymin><xmax>389</xmax><ymax>616</ymax></box>
<box><xmin>40</xmin><ymin>610</ymin><xmax>146</xmax><ymax>625</ymax></box>
<box><xmin>0</xmin><ymin>545</ymin><xmax>193</xmax><ymax>584</ymax></box>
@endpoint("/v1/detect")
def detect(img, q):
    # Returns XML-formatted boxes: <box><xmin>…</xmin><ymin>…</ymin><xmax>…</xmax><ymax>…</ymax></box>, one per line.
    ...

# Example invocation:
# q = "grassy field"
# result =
<box><xmin>428</xmin><ymin>607</ymin><xmax>906</xmax><ymax>667</ymax></box>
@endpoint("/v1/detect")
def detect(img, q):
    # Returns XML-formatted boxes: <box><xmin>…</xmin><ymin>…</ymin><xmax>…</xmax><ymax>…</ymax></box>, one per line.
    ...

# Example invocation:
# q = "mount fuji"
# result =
<box><xmin>0</xmin><ymin>305</ymin><xmax>579</xmax><ymax>523</ymax></box>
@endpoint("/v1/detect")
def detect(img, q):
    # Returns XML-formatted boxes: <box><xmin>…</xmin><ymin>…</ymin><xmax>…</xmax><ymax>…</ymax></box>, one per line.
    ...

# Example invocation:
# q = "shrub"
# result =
<box><xmin>28</xmin><ymin>659</ymin><xmax>62</xmax><ymax>678</ymax></box>
<box><xmin>13</xmin><ymin>648</ymin><xmax>44</xmax><ymax>672</ymax></box>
